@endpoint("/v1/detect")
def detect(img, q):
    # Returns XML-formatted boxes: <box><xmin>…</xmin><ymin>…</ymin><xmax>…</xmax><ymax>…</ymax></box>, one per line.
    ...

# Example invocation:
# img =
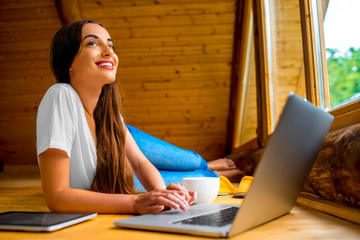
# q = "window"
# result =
<box><xmin>229</xmin><ymin>0</ymin><xmax>359</xmax><ymax>152</ymax></box>
<box><xmin>323</xmin><ymin>0</ymin><xmax>360</xmax><ymax>109</ymax></box>
<box><xmin>300</xmin><ymin>0</ymin><xmax>360</xmax><ymax>130</ymax></box>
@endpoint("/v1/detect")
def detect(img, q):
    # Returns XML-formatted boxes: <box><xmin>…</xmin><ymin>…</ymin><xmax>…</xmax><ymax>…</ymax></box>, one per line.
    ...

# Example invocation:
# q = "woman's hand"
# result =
<box><xmin>133</xmin><ymin>189</ymin><xmax>190</xmax><ymax>214</ymax></box>
<box><xmin>166</xmin><ymin>183</ymin><xmax>197</xmax><ymax>206</ymax></box>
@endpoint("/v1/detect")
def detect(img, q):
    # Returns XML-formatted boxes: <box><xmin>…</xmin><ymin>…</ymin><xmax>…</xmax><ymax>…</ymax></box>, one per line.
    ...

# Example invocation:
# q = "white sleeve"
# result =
<box><xmin>36</xmin><ymin>86</ymin><xmax>77</xmax><ymax>158</ymax></box>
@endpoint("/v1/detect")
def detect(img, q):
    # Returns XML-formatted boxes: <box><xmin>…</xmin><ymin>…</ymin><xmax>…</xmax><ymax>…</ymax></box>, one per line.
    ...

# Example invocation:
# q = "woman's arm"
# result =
<box><xmin>124</xmin><ymin>126</ymin><xmax>196</xmax><ymax>205</ymax></box>
<box><xmin>124</xmin><ymin>127</ymin><xmax>166</xmax><ymax>191</ymax></box>
<box><xmin>39</xmin><ymin>148</ymin><xmax>137</xmax><ymax>213</ymax></box>
<box><xmin>39</xmin><ymin>148</ymin><xmax>189</xmax><ymax>214</ymax></box>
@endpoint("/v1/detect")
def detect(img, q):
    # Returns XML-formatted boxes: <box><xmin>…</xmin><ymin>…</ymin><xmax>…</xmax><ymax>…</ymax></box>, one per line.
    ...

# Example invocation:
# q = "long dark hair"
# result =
<box><xmin>50</xmin><ymin>19</ymin><xmax>135</xmax><ymax>194</ymax></box>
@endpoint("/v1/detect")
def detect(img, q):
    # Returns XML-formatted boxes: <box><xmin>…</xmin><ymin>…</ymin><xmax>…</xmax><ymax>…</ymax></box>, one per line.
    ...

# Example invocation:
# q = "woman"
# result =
<box><xmin>37</xmin><ymin>20</ymin><xmax>239</xmax><ymax>214</ymax></box>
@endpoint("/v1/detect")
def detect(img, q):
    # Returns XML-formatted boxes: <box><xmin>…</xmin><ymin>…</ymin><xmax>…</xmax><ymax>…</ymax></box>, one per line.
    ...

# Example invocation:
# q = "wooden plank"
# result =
<box><xmin>0</xmin><ymin>68</ymin><xmax>54</xmax><ymax>78</ymax></box>
<box><xmin>118</xmin><ymin>53</ymin><xmax>231</xmax><ymax>67</ymax></box>
<box><xmin>161</xmin><ymin>134</ymin><xmax>227</xmax><ymax>155</ymax></box>
<box><xmin>0</xmin><ymin>50</ymin><xmax>50</xmax><ymax>61</ymax></box>
<box><xmin>124</xmin><ymin>88</ymin><xmax>229</xmax><ymax>99</ymax></box>
<box><xmin>0</xmin><ymin>100</ymin><xmax>41</xmax><ymax>114</ymax></box>
<box><xmin>117</xmin><ymin>63</ymin><xmax>231</xmax><ymax>75</ymax></box>
<box><xmin>130</xmin><ymin>122</ymin><xmax>228</xmax><ymax>136</ymax></box>
<box><xmin>0</xmin><ymin>18</ymin><xmax>61</xmax><ymax>31</ymax></box>
<box><xmin>253</xmin><ymin>0</ymin><xmax>275</xmax><ymax>147</ymax></box>
<box><xmin>0</xmin><ymin>0</ymin><xmax>55</xmax><ymax>10</ymax></box>
<box><xmin>0</xmin><ymin>7</ymin><xmax>58</xmax><ymax>21</ymax></box>
<box><xmin>276</xmin><ymin>20</ymin><xmax>302</xmax><ymax>31</ymax></box>
<box><xmin>114</xmin><ymin>34</ymin><xmax>233</xmax><ymax>48</ymax></box>
<box><xmin>109</xmin><ymin>24</ymin><xmax>234</xmax><ymax>39</ymax></box>
<box><xmin>117</xmin><ymin>44</ymin><xmax>232</xmax><ymax>58</ymax></box>
<box><xmin>81</xmin><ymin>0</ymin><xmax>235</xmax><ymax>8</ymax></box>
<box><xmin>124</xmin><ymin>80</ymin><xmax>230</xmax><ymax>91</ymax></box>
<box><xmin>123</xmin><ymin>96</ymin><xmax>230</xmax><ymax>107</ymax></box>
<box><xmin>125</xmin><ymin>104</ymin><xmax>228</xmax><ymax>115</ymax></box>
<box><xmin>124</xmin><ymin>107</ymin><xmax>229</xmax><ymax>118</ymax></box>
<box><xmin>125</xmin><ymin>113</ymin><xmax>227</xmax><ymax>123</ymax></box>
<box><xmin>298</xmin><ymin>194</ymin><xmax>360</xmax><ymax>224</ymax></box>
<box><xmin>98</xmin><ymin>12</ymin><xmax>235</xmax><ymax>29</ymax></box>
<box><xmin>226</xmin><ymin>0</ymin><xmax>252</xmax><ymax>151</ymax></box>
<box><xmin>329</xmin><ymin>100</ymin><xmax>360</xmax><ymax>131</ymax></box>
<box><xmin>0</xmin><ymin>40</ymin><xmax>51</xmax><ymax>53</ymax></box>
<box><xmin>0</xmin><ymin>28</ymin><xmax>63</xmax><ymax>43</ymax></box>
<box><xmin>118</xmin><ymin>71</ymin><xmax>231</xmax><ymax>82</ymax></box>
<box><xmin>82</xmin><ymin>2</ymin><xmax>236</xmax><ymax>18</ymax></box>
<box><xmin>0</xmin><ymin>59</ymin><xmax>54</xmax><ymax>71</ymax></box>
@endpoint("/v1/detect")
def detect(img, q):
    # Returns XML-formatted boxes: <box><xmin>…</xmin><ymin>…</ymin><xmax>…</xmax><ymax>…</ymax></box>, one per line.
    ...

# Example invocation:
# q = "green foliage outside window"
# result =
<box><xmin>327</xmin><ymin>47</ymin><xmax>360</xmax><ymax>108</ymax></box>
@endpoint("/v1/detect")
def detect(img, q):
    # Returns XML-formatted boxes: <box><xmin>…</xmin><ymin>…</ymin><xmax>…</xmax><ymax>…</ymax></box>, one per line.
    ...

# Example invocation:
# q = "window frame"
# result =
<box><xmin>299</xmin><ymin>0</ymin><xmax>360</xmax><ymax>130</ymax></box>
<box><xmin>252</xmin><ymin>0</ymin><xmax>278</xmax><ymax>148</ymax></box>
<box><xmin>229</xmin><ymin>0</ymin><xmax>359</xmax><ymax>154</ymax></box>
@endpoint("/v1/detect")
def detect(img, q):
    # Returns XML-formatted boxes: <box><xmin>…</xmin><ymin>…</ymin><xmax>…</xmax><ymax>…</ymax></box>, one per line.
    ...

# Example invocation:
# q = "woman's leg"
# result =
<box><xmin>127</xmin><ymin>124</ymin><xmax>209</xmax><ymax>171</ymax></box>
<box><xmin>134</xmin><ymin>169</ymin><xmax>218</xmax><ymax>193</ymax></box>
<box><xmin>127</xmin><ymin>124</ymin><xmax>241</xmax><ymax>192</ymax></box>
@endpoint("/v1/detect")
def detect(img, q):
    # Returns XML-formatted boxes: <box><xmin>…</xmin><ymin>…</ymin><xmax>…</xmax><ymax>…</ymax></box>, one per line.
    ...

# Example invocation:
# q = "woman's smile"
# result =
<box><xmin>96</xmin><ymin>60</ymin><xmax>115</xmax><ymax>70</ymax></box>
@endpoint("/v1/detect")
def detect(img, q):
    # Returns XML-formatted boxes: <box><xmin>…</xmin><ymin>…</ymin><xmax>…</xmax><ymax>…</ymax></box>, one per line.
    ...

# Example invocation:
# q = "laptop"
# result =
<box><xmin>114</xmin><ymin>93</ymin><xmax>334</xmax><ymax>237</ymax></box>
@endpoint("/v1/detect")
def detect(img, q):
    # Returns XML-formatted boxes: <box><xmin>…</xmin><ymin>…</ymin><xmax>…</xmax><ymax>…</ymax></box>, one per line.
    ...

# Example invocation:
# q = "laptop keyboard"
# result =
<box><xmin>172</xmin><ymin>206</ymin><xmax>239</xmax><ymax>227</ymax></box>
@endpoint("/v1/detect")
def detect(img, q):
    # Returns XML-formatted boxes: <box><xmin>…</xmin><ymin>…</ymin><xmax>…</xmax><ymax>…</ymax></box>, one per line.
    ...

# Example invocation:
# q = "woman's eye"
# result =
<box><xmin>108</xmin><ymin>44</ymin><xmax>114</xmax><ymax>50</ymax></box>
<box><xmin>88</xmin><ymin>41</ymin><xmax>97</xmax><ymax>46</ymax></box>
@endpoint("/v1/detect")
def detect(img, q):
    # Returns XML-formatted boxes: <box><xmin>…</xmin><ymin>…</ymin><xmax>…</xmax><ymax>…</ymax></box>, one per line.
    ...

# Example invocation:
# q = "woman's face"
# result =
<box><xmin>69</xmin><ymin>23</ymin><xmax>119</xmax><ymax>89</ymax></box>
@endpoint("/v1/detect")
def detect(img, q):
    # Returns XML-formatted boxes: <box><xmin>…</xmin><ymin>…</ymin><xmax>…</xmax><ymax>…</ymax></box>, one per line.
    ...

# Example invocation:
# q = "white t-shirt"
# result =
<box><xmin>36</xmin><ymin>83</ymin><xmax>97</xmax><ymax>190</ymax></box>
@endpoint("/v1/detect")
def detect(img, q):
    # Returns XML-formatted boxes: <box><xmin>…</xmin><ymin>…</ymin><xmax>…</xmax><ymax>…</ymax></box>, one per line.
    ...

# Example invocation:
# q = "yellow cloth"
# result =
<box><xmin>219</xmin><ymin>176</ymin><xmax>236</xmax><ymax>195</ymax></box>
<box><xmin>218</xmin><ymin>176</ymin><xmax>254</xmax><ymax>197</ymax></box>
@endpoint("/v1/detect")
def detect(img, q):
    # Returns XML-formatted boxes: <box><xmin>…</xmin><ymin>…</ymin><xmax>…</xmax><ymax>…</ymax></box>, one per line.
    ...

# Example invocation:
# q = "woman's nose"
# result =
<box><xmin>102</xmin><ymin>45</ymin><xmax>113</xmax><ymax>57</ymax></box>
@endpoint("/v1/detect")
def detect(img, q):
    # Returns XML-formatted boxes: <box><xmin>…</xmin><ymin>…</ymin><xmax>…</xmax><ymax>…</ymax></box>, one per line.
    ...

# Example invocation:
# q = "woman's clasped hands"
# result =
<box><xmin>133</xmin><ymin>183</ymin><xmax>197</xmax><ymax>214</ymax></box>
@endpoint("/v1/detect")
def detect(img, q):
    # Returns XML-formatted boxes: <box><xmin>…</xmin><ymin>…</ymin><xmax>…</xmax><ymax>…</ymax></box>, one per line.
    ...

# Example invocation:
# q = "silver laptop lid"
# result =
<box><xmin>229</xmin><ymin>93</ymin><xmax>334</xmax><ymax>236</ymax></box>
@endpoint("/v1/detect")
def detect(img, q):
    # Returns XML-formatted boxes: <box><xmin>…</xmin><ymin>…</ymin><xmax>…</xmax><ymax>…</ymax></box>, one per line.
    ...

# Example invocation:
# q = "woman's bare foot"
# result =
<box><xmin>208</xmin><ymin>158</ymin><xmax>236</xmax><ymax>171</ymax></box>
<box><xmin>216</xmin><ymin>169</ymin><xmax>244</xmax><ymax>182</ymax></box>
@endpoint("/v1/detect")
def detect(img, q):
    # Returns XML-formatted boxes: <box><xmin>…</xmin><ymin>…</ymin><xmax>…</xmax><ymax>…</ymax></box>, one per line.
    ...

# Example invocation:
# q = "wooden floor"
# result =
<box><xmin>1</xmin><ymin>165</ymin><xmax>360</xmax><ymax>239</ymax></box>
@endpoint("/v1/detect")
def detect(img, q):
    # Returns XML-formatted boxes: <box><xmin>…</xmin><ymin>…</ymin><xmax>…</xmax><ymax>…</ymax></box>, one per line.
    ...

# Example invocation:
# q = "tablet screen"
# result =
<box><xmin>0</xmin><ymin>211</ymin><xmax>97</xmax><ymax>232</ymax></box>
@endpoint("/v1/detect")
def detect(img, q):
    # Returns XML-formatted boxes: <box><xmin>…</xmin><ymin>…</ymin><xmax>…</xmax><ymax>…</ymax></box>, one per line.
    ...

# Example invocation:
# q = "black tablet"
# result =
<box><xmin>0</xmin><ymin>211</ymin><xmax>97</xmax><ymax>232</ymax></box>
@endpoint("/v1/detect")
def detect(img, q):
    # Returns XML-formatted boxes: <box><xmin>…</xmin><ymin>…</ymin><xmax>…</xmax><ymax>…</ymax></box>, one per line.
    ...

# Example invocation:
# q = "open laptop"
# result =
<box><xmin>114</xmin><ymin>93</ymin><xmax>334</xmax><ymax>237</ymax></box>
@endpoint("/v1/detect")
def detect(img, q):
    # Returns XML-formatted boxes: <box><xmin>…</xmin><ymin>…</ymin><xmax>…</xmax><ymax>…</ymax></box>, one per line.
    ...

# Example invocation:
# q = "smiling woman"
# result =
<box><xmin>36</xmin><ymin>19</ymin><xmax>239</xmax><ymax>214</ymax></box>
<box><xmin>38</xmin><ymin>19</ymin><xmax>194</xmax><ymax>213</ymax></box>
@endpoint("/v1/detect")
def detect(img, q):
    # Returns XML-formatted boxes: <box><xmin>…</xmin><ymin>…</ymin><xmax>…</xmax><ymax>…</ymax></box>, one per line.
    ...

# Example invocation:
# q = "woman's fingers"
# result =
<box><xmin>164</xmin><ymin>191</ymin><xmax>189</xmax><ymax>210</ymax></box>
<box><xmin>134</xmin><ymin>189</ymin><xmax>190</xmax><ymax>214</ymax></box>
<box><xmin>188</xmin><ymin>190</ymin><xmax>197</xmax><ymax>205</ymax></box>
<box><xmin>167</xmin><ymin>183</ymin><xmax>191</xmax><ymax>203</ymax></box>
<box><xmin>142</xmin><ymin>205</ymin><xmax>165</xmax><ymax>214</ymax></box>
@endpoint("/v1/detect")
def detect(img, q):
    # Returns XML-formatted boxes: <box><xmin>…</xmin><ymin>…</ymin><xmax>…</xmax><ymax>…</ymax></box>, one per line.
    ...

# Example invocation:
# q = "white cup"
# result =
<box><xmin>182</xmin><ymin>177</ymin><xmax>220</xmax><ymax>204</ymax></box>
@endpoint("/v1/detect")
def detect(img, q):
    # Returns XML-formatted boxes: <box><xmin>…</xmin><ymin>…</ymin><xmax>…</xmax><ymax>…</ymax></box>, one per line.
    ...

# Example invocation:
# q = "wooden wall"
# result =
<box><xmin>0</xmin><ymin>0</ymin><xmax>237</xmax><ymax>164</ymax></box>
<box><xmin>0</xmin><ymin>0</ymin><xmax>62</xmax><ymax>164</ymax></box>
<box><xmin>274</xmin><ymin>0</ymin><xmax>305</xmax><ymax>112</ymax></box>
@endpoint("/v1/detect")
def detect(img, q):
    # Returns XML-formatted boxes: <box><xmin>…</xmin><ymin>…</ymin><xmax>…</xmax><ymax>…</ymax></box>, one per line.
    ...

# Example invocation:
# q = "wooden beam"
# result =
<box><xmin>228</xmin><ymin>0</ymin><xmax>254</xmax><ymax>151</ymax></box>
<box><xmin>252</xmin><ymin>0</ymin><xmax>276</xmax><ymax>148</ymax></box>
<box><xmin>225</xmin><ymin>0</ymin><xmax>247</xmax><ymax>154</ymax></box>
<box><xmin>299</xmin><ymin>0</ymin><xmax>318</xmax><ymax>106</ymax></box>
<box><xmin>299</xmin><ymin>0</ymin><xmax>329</xmax><ymax>109</ymax></box>
<box><xmin>55</xmin><ymin>0</ymin><xmax>82</xmax><ymax>26</ymax></box>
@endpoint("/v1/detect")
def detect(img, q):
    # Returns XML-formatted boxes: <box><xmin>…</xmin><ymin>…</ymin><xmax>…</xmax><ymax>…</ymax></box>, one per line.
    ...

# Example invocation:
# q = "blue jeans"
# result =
<box><xmin>126</xmin><ymin>124</ymin><xmax>218</xmax><ymax>192</ymax></box>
